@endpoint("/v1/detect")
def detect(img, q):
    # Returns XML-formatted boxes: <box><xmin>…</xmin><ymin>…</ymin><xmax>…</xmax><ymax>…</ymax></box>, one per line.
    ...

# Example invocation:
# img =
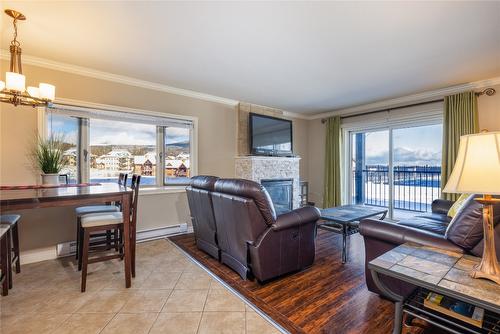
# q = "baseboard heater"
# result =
<box><xmin>56</xmin><ymin>223</ymin><xmax>190</xmax><ymax>257</ymax></box>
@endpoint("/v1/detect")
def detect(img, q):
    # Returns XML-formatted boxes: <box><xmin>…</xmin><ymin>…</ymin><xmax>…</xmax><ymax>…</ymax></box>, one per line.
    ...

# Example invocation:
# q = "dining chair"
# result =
<box><xmin>0</xmin><ymin>225</ymin><xmax>10</xmax><ymax>296</ymax></box>
<box><xmin>79</xmin><ymin>174</ymin><xmax>141</xmax><ymax>292</ymax></box>
<box><xmin>75</xmin><ymin>173</ymin><xmax>128</xmax><ymax>267</ymax></box>
<box><xmin>0</xmin><ymin>214</ymin><xmax>21</xmax><ymax>288</ymax></box>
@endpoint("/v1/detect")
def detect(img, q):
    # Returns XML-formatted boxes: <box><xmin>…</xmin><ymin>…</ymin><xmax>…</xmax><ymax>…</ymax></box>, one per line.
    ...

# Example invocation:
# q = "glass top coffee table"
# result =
<box><xmin>319</xmin><ymin>205</ymin><xmax>388</xmax><ymax>263</ymax></box>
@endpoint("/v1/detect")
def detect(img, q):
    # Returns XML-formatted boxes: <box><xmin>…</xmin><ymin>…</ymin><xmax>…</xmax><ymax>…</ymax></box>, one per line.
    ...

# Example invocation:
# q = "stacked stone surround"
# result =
<box><xmin>235</xmin><ymin>156</ymin><xmax>301</xmax><ymax>209</ymax></box>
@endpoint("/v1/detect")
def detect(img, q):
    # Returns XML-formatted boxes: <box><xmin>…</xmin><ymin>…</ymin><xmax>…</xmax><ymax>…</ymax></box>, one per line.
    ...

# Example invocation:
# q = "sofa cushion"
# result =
<box><xmin>190</xmin><ymin>175</ymin><xmax>219</xmax><ymax>191</ymax></box>
<box><xmin>214</xmin><ymin>178</ymin><xmax>277</xmax><ymax>225</ymax></box>
<box><xmin>445</xmin><ymin>195</ymin><xmax>483</xmax><ymax>250</ymax></box>
<box><xmin>397</xmin><ymin>217</ymin><xmax>449</xmax><ymax>235</ymax></box>
<box><xmin>414</xmin><ymin>213</ymin><xmax>451</xmax><ymax>224</ymax></box>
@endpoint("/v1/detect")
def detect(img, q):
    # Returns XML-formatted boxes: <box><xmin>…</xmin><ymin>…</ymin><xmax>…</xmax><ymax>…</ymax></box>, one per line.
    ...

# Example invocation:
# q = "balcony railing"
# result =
<box><xmin>354</xmin><ymin>165</ymin><xmax>441</xmax><ymax>213</ymax></box>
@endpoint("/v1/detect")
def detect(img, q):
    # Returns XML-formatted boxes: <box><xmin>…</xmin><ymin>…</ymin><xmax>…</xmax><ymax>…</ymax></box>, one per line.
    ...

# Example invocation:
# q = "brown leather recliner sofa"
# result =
<box><xmin>360</xmin><ymin>196</ymin><xmax>500</xmax><ymax>298</ymax></box>
<box><xmin>186</xmin><ymin>176</ymin><xmax>321</xmax><ymax>282</ymax></box>
<box><xmin>186</xmin><ymin>176</ymin><xmax>220</xmax><ymax>260</ymax></box>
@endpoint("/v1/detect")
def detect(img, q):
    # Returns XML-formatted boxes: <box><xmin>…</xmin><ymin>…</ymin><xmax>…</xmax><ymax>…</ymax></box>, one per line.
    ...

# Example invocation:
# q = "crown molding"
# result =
<box><xmin>0</xmin><ymin>49</ymin><xmax>239</xmax><ymax>107</ymax></box>
<box><xmin>309</xmin><ymin>76</ymin><xmax>500</xmax><ymax>120</ymax></box>
<box><xmin>2</xmin><ymin>49</ymin><xmax>498</xmax><ymax>120</ymax></box>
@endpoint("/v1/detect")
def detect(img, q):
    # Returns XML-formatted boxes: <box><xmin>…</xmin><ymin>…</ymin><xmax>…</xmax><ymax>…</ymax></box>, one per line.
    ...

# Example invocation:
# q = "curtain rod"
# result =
<box><xmin>321</xmin><ymin>87</ymin><xmax>496</xmax><ymax>124</ymax></box>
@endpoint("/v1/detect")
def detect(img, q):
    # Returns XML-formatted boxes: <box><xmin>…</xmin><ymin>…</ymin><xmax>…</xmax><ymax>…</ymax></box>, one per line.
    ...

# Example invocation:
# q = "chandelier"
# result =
<box><xmin>1</xmin><ymin>9</ymin><xmax>55</xmax><ymax>107</ymax></box>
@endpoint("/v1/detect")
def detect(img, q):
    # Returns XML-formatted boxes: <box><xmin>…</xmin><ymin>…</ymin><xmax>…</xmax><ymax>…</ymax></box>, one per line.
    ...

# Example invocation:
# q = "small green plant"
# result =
<box><xmin>33</xmin><ymin>135</ymin><xmax>66</xmax><ymax>174</ymax></box>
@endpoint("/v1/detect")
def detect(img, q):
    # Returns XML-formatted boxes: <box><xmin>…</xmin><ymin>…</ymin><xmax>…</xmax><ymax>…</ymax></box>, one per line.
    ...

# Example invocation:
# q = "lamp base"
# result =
<box><xmin>471</xmin><ymin>196</ymin><xmax>500</xmax><ymax>285</ymax></box>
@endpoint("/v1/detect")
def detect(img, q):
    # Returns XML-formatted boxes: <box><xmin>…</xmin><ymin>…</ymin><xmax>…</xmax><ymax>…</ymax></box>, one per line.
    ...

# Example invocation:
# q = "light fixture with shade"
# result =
<box><xmin>443</xmin><ymin>131</ymin><xmax>500</xmax><ymax>284</ymax></box>
<box><xmin>0</xmin><ymin>9</ymin><xmax>56</xmax><ymax>107</ymax></box>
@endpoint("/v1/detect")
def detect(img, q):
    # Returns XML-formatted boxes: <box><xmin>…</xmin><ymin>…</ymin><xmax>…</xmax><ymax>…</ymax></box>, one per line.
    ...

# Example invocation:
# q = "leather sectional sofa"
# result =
<box><xmin>360</xmin><ymin>196</ymin><xmax>500</xmax><ymax>298</ymax></box>
<box><xmin>186</xmin><ymin>175</ymin><xmax>321</xmax><ymax>282</ymax></box>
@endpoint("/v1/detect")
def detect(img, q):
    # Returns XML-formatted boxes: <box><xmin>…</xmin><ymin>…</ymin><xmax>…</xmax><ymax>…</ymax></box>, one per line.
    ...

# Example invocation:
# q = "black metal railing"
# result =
<box><xmin>354</xmin><ymin>165</ymin><xmax>441</xmax><ymax>213</ymax></box>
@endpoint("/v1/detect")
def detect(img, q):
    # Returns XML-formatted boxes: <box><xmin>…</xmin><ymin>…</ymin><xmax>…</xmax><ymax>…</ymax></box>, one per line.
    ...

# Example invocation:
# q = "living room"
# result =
<box><xmin>0</xmin><ymin>2</ymin><xmax>499</xmax><ymax>334</ymax></box>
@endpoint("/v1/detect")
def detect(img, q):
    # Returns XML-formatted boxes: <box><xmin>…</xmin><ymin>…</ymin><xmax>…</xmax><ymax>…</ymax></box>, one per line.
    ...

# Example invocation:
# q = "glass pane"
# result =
<box><xmin>351</xmin><ymin>130</ymin><xmax>390</xmax><ymax>211</ymax></box>
<box><xmin>164</xmin><ymin>126</ymin><xmax>191</xmax><ymax>185</ymax></box>
<box><xmin>46</xmin><ymin>113</ymin><xmax>79</xmax><ymax>184</ymax></box>
<box><xmin>392</xmin><ymin>124</ymin><xmax>442</xmax><ymax>219</ymax></box>
<box><xmin>89</xmin><ymin>119</ymin><xmax>157</xmax><ymax>185</ymax></box>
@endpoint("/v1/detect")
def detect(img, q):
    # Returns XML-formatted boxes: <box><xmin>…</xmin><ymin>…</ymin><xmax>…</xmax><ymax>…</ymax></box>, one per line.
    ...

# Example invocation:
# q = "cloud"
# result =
<box><xmin>366</xmin><ymin>147</ymin><xmax>441</xmax><ymax>166</ymax></box>
<box><xmin>165</xmin><ymin>127</ymin><xmax>189</xmax><ymax>144</ymax></box>
<box><xmin>90</xmin><ymin>119</ymin><xmax>156</xmax><ymax>145</ymax></box>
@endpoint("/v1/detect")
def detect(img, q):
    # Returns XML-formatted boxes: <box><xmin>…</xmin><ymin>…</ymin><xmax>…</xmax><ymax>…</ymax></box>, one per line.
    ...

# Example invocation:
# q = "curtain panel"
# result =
<box><xmin>323</xmin><ymin>116</ymin><xmax>342</xmax><ymax>208</ymax></box>
<box><xmin>441</xmin><ymin>91</ymin><xmax>479</xmax><ymax>201</ymax></box>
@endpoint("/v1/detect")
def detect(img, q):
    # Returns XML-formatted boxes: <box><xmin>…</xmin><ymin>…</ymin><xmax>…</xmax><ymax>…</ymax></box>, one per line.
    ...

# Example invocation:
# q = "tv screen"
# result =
<box><xmin>250</xmin><ymin>113</ymin><xmax>293</xmax><ymax>156</ymax></box>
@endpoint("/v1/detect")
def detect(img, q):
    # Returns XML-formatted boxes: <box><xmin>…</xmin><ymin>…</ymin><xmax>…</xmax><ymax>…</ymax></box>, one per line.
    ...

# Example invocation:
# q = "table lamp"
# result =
<box><xmin>443</xmin><ymin>131</ymin><xmax>500</xmax><ymax>284</ymax></box>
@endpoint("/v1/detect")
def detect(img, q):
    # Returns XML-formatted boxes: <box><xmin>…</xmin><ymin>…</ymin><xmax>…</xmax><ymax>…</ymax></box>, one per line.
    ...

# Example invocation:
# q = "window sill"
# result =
<box><xmin>139</xmin><ymin>186</ymin><xmax>187</xmax><ymax>196</ymax></box>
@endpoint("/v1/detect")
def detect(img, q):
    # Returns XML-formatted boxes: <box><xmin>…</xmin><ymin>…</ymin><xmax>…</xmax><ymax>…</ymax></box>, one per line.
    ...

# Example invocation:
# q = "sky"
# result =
<box><xmin>361</xmin><ymin>124</ymin><xmax>442</xmax><ymax>166</ymax></box>
<box><xmin>47</xmin><ymin>114</ymin><xmax>190</xmax><ymax>147</ymax></box>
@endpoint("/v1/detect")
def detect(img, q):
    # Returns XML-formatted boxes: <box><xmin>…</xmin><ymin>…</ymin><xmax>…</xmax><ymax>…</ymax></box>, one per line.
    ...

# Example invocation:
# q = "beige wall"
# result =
<box><xmin>0</xmin><ymin>60</ymin><xmax>308</xmax><ymax>255</ymax></box>
<box><xmin>306</xmin><ymin>84</ymin><xmax>500</xmax><ymax>208</ymax></box>
<box><xmin>478</xmin><ymin>84</ymin><xmax>500</xmax><ymax>131</ymax></box>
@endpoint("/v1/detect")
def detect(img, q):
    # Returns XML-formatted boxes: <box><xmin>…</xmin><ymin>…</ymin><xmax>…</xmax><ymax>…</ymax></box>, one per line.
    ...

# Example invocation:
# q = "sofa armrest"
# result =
<box><xmin>359</xmin><ymin>218</ymin><xmax>464</xmax><ymax>253</ymax></box>
<box><xmin>272</xmin><ymin>206</ymin><xmax>320</xmax><ymax>231</ymax></box>
<box><xmin>431</xmin><ymin>199</ymin><xmax>454</xmax><ymax>216</ymax></box>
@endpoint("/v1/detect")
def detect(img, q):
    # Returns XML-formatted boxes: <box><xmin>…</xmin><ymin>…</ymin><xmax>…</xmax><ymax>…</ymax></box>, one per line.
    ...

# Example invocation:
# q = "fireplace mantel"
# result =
<box><xmin>234</xmin><ymin>155</ymin><xmax>301</xmax><ymax>209</ymax></box>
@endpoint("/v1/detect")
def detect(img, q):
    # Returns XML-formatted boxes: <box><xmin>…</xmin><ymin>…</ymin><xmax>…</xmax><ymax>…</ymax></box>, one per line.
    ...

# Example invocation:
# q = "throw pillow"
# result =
<box><xmin>447</xmin><ymin>193</ymin><xmax>471</xmax><ymax>218</ymax></box>
<box><xmin>445</xmin><ymin>194</ymin><xmax>484</xmax><ymax>250</ymax></box>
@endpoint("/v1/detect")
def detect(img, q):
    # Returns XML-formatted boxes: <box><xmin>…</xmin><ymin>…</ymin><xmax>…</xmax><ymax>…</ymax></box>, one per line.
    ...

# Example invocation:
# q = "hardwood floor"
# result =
<box><xmin>169</xmin><ymin>230</ymin><xmax>395</xmax><ymax>334</ymax></box>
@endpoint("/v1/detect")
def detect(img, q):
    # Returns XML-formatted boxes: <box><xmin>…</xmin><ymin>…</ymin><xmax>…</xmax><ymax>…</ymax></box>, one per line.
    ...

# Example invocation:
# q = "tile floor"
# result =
<box><xmin>0</xmin><ymin>239</ymin><xmax>282</xmax><ymax>334</ymax></box>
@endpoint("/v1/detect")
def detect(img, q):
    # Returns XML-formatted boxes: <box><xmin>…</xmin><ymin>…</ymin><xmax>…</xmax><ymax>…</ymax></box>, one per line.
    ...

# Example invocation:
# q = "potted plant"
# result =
<box><xmin>33</xmin><ymin>135</ymin><xmax>66</xmax><ymax>185</ymax></box>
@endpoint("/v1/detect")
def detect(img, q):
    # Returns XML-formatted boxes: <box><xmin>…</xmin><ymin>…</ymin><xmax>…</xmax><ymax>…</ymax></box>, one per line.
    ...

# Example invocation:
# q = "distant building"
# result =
<box><xmin>133</xmin><ymin>152</ymin><xmax>157</xmax><ymax>176</ymax></box>
<box><xmin>62</xmin><ymin>148</ymin><xmax>77</xmax><ymax>167</ymax></box>
<box><xmin>96</xmin><ymin>150</ymin><xmax>133</xmax><ymax>171</ymax></box>
<box><xmin>176</xmin><ymin>152</ymin><xmax>190</xmax><ymax>160</ymax></box>
<box><xmin>165</xmin><ymin>159</ymin><xmax>190</xmax><ymax>177</ymax></box>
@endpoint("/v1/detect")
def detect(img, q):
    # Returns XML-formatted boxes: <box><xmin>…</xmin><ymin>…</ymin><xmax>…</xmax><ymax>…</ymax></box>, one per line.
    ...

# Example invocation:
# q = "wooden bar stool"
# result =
<box><xmin>0</xmin><ymin>214</ymin><xmax>21</xmax><ymax>289</ymax></box>
<box><xmin>80</xmin><ymin>174</ymin><xmax>141</xmax><ymax>292</ymax></box>
<box><xmin>75</xmin><ymin>173</ymin><xmax>127</xmax><ymax>269</ymax></box>
<box><xmin>0</xmin><ymin>225</ymin><xmax>10</xmax><ymax>296</ymax></box>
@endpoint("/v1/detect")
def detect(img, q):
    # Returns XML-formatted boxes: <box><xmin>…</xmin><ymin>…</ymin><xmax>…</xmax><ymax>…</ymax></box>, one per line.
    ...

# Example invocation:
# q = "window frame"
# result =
<box><xmin>340</xmin><ymin>103</ymin><xmax>443</xmax><ymax>220</ymax></box>
<box><xmin>38</xmin><ymin>101</ymin><xmax>198</xmax><ymax>191</ymax></box>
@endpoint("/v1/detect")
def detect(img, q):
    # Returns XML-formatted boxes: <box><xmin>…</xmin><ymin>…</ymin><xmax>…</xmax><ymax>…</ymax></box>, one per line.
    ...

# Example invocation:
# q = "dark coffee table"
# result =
<box><xmin>319</xmin><ymin>205</ymin><xmax>387</xmax><ymax>263</ymax></box>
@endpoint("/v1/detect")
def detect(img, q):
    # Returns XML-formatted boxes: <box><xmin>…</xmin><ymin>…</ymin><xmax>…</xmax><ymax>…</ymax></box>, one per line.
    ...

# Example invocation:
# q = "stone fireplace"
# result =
<box><xmin>234</xmin><ymin>156</ymin><xmax>301</xmax><ymax>210</ymax></box>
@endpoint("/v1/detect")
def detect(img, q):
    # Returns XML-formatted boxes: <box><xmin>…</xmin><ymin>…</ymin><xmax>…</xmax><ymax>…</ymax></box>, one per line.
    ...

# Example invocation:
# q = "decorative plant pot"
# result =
<box><xmin>41</xmin><ymin>173</ymin><xmax>60</xmax><ymax>185</ymax></box>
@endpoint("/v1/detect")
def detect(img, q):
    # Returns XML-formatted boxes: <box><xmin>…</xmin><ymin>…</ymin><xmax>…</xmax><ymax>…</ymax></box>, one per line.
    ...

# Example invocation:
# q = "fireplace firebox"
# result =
<box><xmin>261</xmin><ymin>179</ymin><xmax>293</xmax><ymax>215</ymax></box>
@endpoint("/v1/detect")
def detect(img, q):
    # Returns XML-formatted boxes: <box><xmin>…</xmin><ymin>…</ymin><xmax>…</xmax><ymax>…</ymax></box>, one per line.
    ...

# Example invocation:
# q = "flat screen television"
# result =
<box><xmin>249</xmin><ymin>113</ymin><xmax>293</xmax><ymax>156</ymax></box>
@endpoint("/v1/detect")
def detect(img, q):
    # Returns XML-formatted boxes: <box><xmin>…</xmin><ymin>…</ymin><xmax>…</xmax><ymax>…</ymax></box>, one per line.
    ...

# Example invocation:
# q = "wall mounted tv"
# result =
<box><xmin>249</xmin><ymin>113</ymin><xmax>293</xmax><ymax>156</ymax></box>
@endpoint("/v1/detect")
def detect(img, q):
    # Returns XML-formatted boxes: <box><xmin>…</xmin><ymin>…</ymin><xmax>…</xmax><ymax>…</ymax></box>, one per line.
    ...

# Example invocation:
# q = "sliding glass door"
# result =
<box><xmin>349</xmin><ymin>123</ymin><xmax>442</xmax><ymax>220</ymax></box>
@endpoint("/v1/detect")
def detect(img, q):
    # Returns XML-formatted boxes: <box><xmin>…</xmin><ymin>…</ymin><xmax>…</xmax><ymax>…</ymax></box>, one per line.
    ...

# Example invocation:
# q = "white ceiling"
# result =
<box><xmin>1</xmin><ymin>1</ymin><xmax>499</xmax><ymax>114</ymax></box>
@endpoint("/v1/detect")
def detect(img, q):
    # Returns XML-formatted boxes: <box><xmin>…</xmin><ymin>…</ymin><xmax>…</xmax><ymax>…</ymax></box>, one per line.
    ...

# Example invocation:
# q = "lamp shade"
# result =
<box><xmin>5</xmin><ymin>72</ymin><xmax>25</xmax><ymax>92</ymax></box>
<box><xmin>39</xmin><ymin>83</ymin><xmax>55</xmax><ymax>101</ymax></box>
<box><xmin>443</xmin><ymin>131</ymin><xmax>500</xmax><ymax>195</ymax></box>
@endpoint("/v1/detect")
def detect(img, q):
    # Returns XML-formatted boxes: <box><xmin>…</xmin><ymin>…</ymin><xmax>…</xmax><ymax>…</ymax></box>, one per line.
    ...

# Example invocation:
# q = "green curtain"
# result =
<box><xmin>441</xmin><ymin>91</ymin><xmax>479</xmax><ymax>201</ymax></box>
<box><xmin>323</xmin><ymin>116</ymin><xmax>342</xmax><ymax>208</ymax></box>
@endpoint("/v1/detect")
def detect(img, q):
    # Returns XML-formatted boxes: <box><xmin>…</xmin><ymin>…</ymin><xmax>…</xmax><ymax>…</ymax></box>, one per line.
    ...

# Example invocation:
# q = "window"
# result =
<box><xmin>348</xmin><ymin>123</ymin><xmax>443</xmax><ymax>220</ymax></box>
<box><xmin>343</xmin><ymin>102</ymin><xmax>443</xmax><ymax>220</ymax></box>
<box><xmin>45</xmin><ymin>105</ymin><xmax>196</xmax><ymax>187</ymax></box>
<box><xmin>46</xmin><ymin>113</ymin><xmax>80</xmax><ymax>184</ymax></box>
<box><xmin>89</xmin><ymin>119</ymin><xmax>157</xmax><ymax>185</ymax></box>
<box><xmin>164</xmin><ymin>126</ymin><xmax>191</xmax><ymax>185</ymax></box>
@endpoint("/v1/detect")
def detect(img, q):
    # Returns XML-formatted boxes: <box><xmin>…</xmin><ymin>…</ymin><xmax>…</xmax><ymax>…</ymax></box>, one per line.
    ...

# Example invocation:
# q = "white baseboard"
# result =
<box><xmin>20</xmin><ymin>223</ymin><xmax>193</xmax><ymax>264</ymax></box>
<box><xmin>136</xmin><ymin>223</ymin><xmax>189</xmax><ymax>242</ymax></box>
<box><xmin>20</xmin><ymin>247</ymin><xmax>58</xmax><ymax>265</ymax></box>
